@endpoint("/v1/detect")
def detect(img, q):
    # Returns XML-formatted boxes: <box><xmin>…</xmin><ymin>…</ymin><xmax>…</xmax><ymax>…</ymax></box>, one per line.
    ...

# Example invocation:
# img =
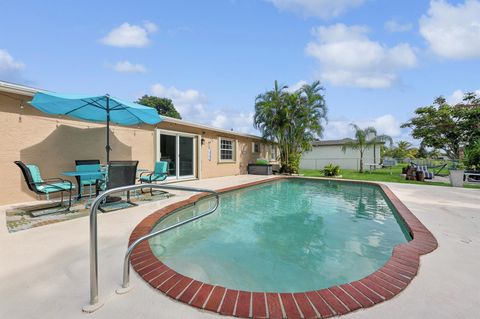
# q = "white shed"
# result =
<box><xmin>300</xmin><ymin>139</ymin><xmax>383</xmax><ymax>171</ymax></box>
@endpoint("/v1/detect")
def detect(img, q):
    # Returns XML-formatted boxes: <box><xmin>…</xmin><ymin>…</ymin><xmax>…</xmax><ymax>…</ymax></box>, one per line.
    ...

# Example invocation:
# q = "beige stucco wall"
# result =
<box><xmin>0</xmin><ymin>92</ymin><xmax>273</xmax><ymax>205</ymax></box>
<box><xmin>156</xmin><ymin>121</ymin><xmax>272</xmax><ymax>178</ymax></box>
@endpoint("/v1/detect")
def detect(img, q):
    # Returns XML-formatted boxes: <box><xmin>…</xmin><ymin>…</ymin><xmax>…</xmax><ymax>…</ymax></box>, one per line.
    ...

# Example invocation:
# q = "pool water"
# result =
<box><xmin>149</xmin><ymin>179</ymin><xmax>411</xmax><ymax>292</ymax></box>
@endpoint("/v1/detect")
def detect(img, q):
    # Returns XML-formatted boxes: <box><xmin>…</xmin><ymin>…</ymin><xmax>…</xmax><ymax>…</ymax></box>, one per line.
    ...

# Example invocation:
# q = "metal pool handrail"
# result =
<box><xmin>120</xmin><ymin>187</ymin><xmax>219</xmax><ymax>291</ymax></box>
<box><xmin>84</xmin><ymin>183</ymin><xmax>219</xmax><ymax>312</ymax></box>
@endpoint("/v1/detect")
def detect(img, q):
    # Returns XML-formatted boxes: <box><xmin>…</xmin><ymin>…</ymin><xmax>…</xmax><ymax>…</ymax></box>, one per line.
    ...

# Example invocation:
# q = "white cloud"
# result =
<box><xmin>152</xmin><ymin>83</ymin><xmax>207</xmax><ymax>105</ymax></box>
<box><xmin>112</xmin><ymin>61</ymin><xmax>147</xmax><ymax>73</ymax></box>
<box><xmin>286</xmin><ymin>80</ymin><xmax>307</xmax><ymax>92</ymax></box>
<box><xmin>266</xmin><ymin>0</ymin><xmax>365</xmax><ymax>19</ymax></box>
<box><xmin>448</xmin><ymin>88</ymin><xmax>480</xmax><ymax>104</ymax></box>
<box><xmin>385</xmin><ymin>20</ymin><xmax>413</xmax><ymax>32</ymax></box>
<box><xmin>0</xmin><ymin>49</ymin><xmax>25</xmax><ymax>81</ymax></box>
<box><xmin>323</xmin><ymin>114</ymin><xmax>402</xmax><ymax>141</ymax></box>
<box><xmin>420</xmin><ymin>0</ymin><xmax>480</xmax><ymax>59</ymax></box>
<box><xmin>305</xmin><ymin>23</ymin><xmax>418</xmax><ymax>88</ymax></box>
<box><xmin>101</xmin><ymin>22</ymin><xmax>157</xmax><ymax>48</ymax></box>
<box><xmin>143</xmin><ymin>21</ymin><xmax>158</xmax><ymax>33</ymax></box>
<box><xmin>150</xmin><ymin>83</ymin><xmax>258</xmax><ymax>134</ymax></box>
<box><xmin>211</xmin><ymin>111</ymin><xmax>256</xmax><ymax>134</ymax></box>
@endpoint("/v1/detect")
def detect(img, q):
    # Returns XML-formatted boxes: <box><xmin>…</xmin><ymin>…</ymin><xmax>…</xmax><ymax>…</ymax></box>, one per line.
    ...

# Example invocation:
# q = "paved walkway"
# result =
<box><xmin>0</xmin><ymin>175</ymin><xmax>479</xmax><ymax>319</ymax></box>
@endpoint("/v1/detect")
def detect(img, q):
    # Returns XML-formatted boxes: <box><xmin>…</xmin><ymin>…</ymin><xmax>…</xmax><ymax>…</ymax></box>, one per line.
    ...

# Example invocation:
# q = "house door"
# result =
<box><xmin>157</xmin><ymin>130</ymin><xmax>196</xmax><ymax>180</ymax></box>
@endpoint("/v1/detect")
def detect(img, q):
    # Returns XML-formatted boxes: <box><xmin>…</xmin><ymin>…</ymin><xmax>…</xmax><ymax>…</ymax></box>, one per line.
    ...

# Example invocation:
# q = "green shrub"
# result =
<box><xmin>281</xmin><ymin>153</ymin><xmax>301</xmax><ymax>174</ymax></box>
<box><xmin>464</xmin><ymin>141</ymin><xmax>480</xmax><ymax>169</ymax></box>
<box><xmin>323</xmin><ymin>163</ymin><xmax>341</xmax><ymax>177</ymax></box>
<box><xmin>256</xmin><ymin>159</ymin><xmax>269</xmax><ymax>165</ymax></box>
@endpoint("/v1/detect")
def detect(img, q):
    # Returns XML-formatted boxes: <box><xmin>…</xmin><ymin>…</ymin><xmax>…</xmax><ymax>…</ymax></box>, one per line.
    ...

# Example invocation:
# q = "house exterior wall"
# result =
<box><xmin>0</xmin><ymin>92</ymin><xmax>273</xmax><ymax>205</ymax></box>
<box><xmin>155</xmin><ymin>122</ymin><xmax>272</xmax><ymax>179</ymax></box>
<box><xmin>300</xmin><ymin>144</ymin><xmax>381</xmax><ymax>170</ymax></box>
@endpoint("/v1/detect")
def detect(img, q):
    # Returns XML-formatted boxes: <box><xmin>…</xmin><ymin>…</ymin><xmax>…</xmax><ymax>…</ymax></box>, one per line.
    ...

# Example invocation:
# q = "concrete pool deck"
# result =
<box><xmin>0</xmin><ymin>175</ymin><xmax>479</xmax><ymax>318</ymax></box>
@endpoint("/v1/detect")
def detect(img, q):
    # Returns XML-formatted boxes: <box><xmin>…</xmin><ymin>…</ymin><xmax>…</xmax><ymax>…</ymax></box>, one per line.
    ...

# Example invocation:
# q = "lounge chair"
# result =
<box><xmin>74</xmin><ymin>159</ymin><xmax>102</xmax><ymax>198</ymax></box>
<box><xmin>411</xmin><ymin>161</ymin><xmax>448</xmax><ymax>176</ymax></box>
<box><xmin>97</xmin><ymin>160</ymin><xmax>138</xmax><ymax>212</ymax></box>
<box><xmin>14</xmin><ymin>161</ymin><xmax>74</xmax><ymax>216</ymax></box>
<box><xmin>139</xmin><ymin>161</ymin><xmax>168</xmax><ymax>195</ymax></box>
<box><xmin>413</xmin><ymin>164</ymin><xmax>434</xmax><ymax>180</ymax></box>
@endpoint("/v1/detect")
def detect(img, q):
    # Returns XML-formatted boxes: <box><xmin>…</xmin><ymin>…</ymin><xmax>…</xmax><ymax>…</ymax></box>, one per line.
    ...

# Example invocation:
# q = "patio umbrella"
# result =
<box><xmin>30</xmin><ymin>92</ymin><xmax>162</xmax><ymax>162</ymax></box>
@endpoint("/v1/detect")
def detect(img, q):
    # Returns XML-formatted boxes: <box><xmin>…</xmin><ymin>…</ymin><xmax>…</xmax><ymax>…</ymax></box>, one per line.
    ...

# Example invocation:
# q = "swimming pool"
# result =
<box><xmin>130</xmin><ymin>178</ymin><xmax>437</xmax><ymax>318</ymax></box>
<box><xmin>149</xmin><ymin>178</ymin><xmax>410</xmax><ymax>292</ymax></box>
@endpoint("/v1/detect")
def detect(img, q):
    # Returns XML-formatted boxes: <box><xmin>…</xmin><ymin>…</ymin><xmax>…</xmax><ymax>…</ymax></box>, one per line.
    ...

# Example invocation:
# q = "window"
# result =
<box><xmin>219</xmin><ymin>137</ymin><xmax>236</xmax><ymax>162</ymax></box>
<box><xmin>252</xmin><ymin>142</ymin><xmax>260</xmax><ymax>153</ymax></box>
<box><xmin>270</xmin><ymin>145</ymin><xmax>277</xmax><ymax>161</ymax></box>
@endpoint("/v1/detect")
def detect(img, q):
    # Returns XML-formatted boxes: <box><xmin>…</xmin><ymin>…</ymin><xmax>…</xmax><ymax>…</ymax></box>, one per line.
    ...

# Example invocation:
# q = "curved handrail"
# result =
<box><xmin>121</xmin><ymin>188</ymin><xmax>219</xmax><ymax>290</ymax></box>
<box><xmin>84</xmin><ymin>183</ymin><xmax>219</xmax><ymax>312</ymax></box>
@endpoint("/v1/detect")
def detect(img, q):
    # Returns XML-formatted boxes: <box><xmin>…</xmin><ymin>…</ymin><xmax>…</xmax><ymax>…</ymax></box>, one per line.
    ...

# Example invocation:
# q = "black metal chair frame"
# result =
<box><xmin>14</xmin><ymin>161</ymin><xmax>74</xmax><ymax>216</ymax></box>
<box><xmin>97</xmin><ymin>160</ymin><xmax>139</xmax><ymax>212</ymax></box>
<box><xmin>74</xmin><ymin>159</ymin><xmax>101</xmax><ymax>199</ymax></box>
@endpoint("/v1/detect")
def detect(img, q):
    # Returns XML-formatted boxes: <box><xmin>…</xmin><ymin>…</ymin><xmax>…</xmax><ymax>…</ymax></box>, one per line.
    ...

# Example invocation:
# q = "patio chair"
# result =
<box><xmin>139</xmin><ymin>161</ymin><xmax>168</xmax><ymax>195</ymax></box>
<box><xmin>97</xmin><ymin>160</ymin><xmax>139</xmax><ymax>212</ymax></box>
<box><xmin>74</xmin><ymin>159</ymin><xmax>102</xmax><ymax>199</ymax></box>
<box><xmin>14</xmin><ymin>161</ymin><xmax>74</xmax><ymax>216</ymax></box>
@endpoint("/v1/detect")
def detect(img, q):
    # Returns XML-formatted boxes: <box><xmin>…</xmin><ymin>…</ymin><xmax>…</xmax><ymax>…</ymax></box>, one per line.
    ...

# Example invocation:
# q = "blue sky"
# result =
<box><xmin>1</xmin><ymin>0</ymin><xmax>480</xmax><ymax>144</ymax></box>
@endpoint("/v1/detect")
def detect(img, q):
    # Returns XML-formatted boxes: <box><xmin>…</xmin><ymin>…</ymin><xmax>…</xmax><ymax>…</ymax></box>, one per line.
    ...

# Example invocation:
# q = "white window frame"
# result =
<box><xmin>219</xmin><ymin>137</ymin><xmax>236</xmax><ymax>163</ymax></box>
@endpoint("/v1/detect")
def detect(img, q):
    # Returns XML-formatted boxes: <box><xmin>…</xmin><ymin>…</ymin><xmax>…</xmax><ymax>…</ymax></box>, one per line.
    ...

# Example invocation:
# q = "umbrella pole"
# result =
<box><xmin>106</xmin><ymin>95</ymin><xmax>110</xmax><ymax>163</ymax></box>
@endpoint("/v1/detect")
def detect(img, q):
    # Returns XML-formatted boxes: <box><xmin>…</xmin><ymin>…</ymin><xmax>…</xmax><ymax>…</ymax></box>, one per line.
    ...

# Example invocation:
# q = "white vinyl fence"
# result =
<box><xmin>300</xmin><ymin>158</ymin><xmax>361</xmax><ymax>171</ymax></box>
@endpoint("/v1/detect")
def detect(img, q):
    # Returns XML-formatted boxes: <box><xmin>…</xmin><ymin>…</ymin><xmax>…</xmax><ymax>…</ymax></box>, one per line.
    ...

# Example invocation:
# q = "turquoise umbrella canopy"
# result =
<box><xmin>30</xmin><ymin>92</ymin><xmax>162</xmax><ymax>161</ymax></box>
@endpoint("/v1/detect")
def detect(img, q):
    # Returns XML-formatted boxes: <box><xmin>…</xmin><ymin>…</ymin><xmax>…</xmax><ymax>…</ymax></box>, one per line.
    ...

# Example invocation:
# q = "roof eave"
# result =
<box><xmin>0</xmin><ymin>81</ymin><xmax>39</xmax><ymax>97</ymax></box>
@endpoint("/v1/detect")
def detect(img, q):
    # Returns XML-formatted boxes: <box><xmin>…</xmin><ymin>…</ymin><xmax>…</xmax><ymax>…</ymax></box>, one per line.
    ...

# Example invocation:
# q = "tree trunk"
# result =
<box><xmin>359</xmin><ymin>150</ymin><xmax>364</xmax><ymax>173</ymax></box>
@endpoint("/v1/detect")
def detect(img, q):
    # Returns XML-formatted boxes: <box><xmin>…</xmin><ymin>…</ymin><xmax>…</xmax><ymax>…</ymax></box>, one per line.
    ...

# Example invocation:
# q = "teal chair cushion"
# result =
<box><xmin>139</xmin><ymin>174</ymin><xmax>167</xmax><ymax>182</ymax></box>
<box><xmin>26</xmin><ymin>164</ymin><xmax>43</xmax><ymax>184</ymax></box>
<box><xmin>154</xmin><ymin>161</ymin><xmax>168</xmax><ymax>175</ymax></box>
<box><xmin>140</xmin><ymin>161</ymin><xmax>168</xmax><ymax>183</ymax></box>
<box><xmin>37</xmin><ymin>182</ymin><xmax>74</xmax><ymax>193</ymax></box>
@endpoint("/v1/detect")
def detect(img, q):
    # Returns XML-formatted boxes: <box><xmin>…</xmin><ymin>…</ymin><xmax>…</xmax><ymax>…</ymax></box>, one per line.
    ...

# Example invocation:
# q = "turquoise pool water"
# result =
<box><xmin>149</xmin><ymin>179</ymin><xmax>411</xmax><ymax>292</ymax></box>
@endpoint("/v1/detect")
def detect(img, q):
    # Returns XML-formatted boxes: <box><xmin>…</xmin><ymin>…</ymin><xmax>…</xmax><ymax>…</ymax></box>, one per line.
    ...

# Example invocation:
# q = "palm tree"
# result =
<box><xmin>342</xmin><ymin>124</ymin><xmax>393</xmax><ymax>173</ymax></box>
<box><xmin>254</xmin><ymin>80</ymin><xmax>327</xmax><ymax>173</ymax></box>
<box><xmin>254</xmin><ymin>80</ymin><xmax>290</xmax><ymax>166</ymax></box>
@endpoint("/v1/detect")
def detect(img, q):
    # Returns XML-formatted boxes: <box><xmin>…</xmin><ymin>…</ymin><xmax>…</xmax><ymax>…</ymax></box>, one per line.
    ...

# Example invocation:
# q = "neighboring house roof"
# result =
<box><xmin>312</xmin><ymin>138</ymin><xmax>385</xmax><ymax>146</ymax></box>
<box><xmin>0</xmin><ymin>80</ymin><xmax>263</xmax><ymax>140</ymax></box>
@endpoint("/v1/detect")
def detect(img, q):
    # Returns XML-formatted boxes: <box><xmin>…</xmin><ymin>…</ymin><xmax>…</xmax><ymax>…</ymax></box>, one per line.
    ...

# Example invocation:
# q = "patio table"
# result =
<box><xmin>62</xmin><ymin>168</ymin><xmax>150</xmax><ymax>207</ymax></box>
<box><xmin>62</xmin><ymin>171</ymin><xmax>106</xmax><ymax>207</ymax></box>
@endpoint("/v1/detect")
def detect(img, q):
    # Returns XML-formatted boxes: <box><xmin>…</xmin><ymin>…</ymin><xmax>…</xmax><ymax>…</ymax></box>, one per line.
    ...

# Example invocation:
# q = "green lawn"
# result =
<box><xmin>301</xmin><ymin>164</ymin><xmax>480</xmax><ymax>189</ymax></box>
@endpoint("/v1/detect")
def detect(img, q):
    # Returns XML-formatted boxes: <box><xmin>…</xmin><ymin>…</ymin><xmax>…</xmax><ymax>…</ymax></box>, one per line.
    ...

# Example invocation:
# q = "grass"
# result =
<box><xmin>300</xmin><ymin>164</ymin><xmax>480</xmax><ymax>189</ymax></box>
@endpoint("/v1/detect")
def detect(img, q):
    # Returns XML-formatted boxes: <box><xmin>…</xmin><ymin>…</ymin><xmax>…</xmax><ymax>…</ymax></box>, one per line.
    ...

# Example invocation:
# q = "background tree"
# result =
<box><xmin>135</xmin><ymin>95</ymin><xmax>182</xmax><ymax>119</ymax></box>
<box><xmin>341</xmin><ymin>125</ymin><xmax>393</xmax><ymax>173</ymax></box>
<box><xmin>254</xmin><ymin>80</ymin><xmax>327</xmax><ymax>173</ymax></box>
<box><xmin>401</xmin><ymin>93</ymin><xmax>480</xmax><ymax>159</ymax></box>
<box><xmin>383</xmin><ymin>140</ymin><xmax>418</xmax><ymax>159</ymax></box>
<box><xmin>464</xmin><ymin>140</ymin><xmax>480</xmax><ymax>169</ymax></box>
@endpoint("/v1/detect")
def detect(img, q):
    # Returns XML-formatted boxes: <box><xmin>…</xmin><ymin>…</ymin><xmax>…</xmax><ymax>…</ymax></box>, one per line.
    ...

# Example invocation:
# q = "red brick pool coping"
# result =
<box><xmin>128</xmin><ymin>177</ymin><xmax>438</xmax><ymax>318</ymax></box>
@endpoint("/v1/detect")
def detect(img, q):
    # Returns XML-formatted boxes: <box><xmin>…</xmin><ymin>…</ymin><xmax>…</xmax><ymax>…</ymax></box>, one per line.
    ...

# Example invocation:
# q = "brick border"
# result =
<box><xmin>129</xmin><ymin>177</ymin><xmax>437</xmax><ymax>318</ymax></box>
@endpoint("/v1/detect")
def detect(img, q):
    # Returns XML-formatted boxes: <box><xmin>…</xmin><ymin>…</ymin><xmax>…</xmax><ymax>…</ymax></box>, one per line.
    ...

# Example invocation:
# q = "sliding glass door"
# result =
<box><xmin>179</xmin><ymin>136</ymin><xmax>194</xmax><ymax>177</ymax></box>
<box><xmin>157</xmin><ymin>130</ymin><xmax>196</xmax><ymax>179</ymax></box>
<box><xmin>159</xmin><ymin>134</ymin><xmax>177</xmax><ymax>177</ymax></box>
